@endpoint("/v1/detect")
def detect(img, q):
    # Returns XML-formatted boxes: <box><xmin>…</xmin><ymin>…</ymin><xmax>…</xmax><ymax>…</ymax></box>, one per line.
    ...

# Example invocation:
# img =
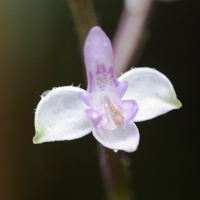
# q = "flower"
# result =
<box><xmin>33</xmin><ymin>26</ymin><xmax>181</xmax><ymax>152</ymax></box>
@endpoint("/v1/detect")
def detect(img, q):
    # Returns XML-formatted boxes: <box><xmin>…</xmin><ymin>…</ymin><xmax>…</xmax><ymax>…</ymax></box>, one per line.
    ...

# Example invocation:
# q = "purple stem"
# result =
<box><xmin>66</xmin><ymin>0</ymin><xmax>97</xmax><ymax>84</ymax></box>
<box><xmin>66</xmin><ymin>0</ymin><xmax>97</xmax><ymax>49</ymax></box>
<box><xmin>99</xmin><ymin>144</ymin><xmax>135</xmax><ymax>200</ymax></box>
<box><xmin>113</xmin><ymin>0</ymin><xmax>154</xmax><ymax>77</ymax></box>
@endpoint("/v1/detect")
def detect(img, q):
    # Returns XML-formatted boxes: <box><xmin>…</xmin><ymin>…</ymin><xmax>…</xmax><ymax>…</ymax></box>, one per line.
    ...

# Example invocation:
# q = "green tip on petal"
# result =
<box><xmin>33</xmin><ymin>124</ymin><xmax>45</xmax><ymax>144</ymax></box>
<box><xmin>177</xmin><ymin>100</ymin><xmax>182</xmax><ymax>108</ymax></box>
<box><xmin>33</xmin><ymin>86</ymin><xmax>92</xmax><ymax>144</ymax></box>
<box><xmin>170</xmin><ymin>97</ymin><xmax>182</xmax><ymax>109</ymax></box>
<box><xmin>165</xmin><ymin>87</ymin><xmax>182</xmax><ymax>110</ymax></box>
<box><xmin>33</xmin><ymin>135</ymin><xmax>40</xmax><ymax>144</ymax></box>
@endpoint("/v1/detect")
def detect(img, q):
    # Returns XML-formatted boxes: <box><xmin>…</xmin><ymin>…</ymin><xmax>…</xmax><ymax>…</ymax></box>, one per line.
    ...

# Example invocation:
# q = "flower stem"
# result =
<box><xmin>99</xmin><ymin>144</ymin><xmax>134</xmax><ymax>200</ymax></box>
<box><xmin>66</xmin><ymin>0</ymin><xmax>97</xmax><ymax>49</ymax></box>
<box><xmin>66</xmin><ymin>0</ymin><xmax>97</xmax><ymax>85</ymax></box>
<box><xmin>113</xmin><ymin>0</ymin><xmax>154</xmax><ymax>76</ymax></box>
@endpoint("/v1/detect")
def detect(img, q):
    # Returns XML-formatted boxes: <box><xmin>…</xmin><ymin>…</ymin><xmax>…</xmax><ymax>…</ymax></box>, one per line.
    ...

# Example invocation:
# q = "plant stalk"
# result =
<box><xmin>113</xmin><ymin>0</ymin><xmax>154</xmax><ymax>76</ymax></box>
<box><xmin>66</xmin><ymin>0</ymin><xmax>97</xmax><ymax>49</ymax></box>
<box><xmin>99</xmin><ymin>144</ymin><xmax>134</xmax><ymax>200</ymax></box>
<box><xmin>66</xmin><ymin>0</ymin><xmax>97</xmax><ymax>85</ymax></box>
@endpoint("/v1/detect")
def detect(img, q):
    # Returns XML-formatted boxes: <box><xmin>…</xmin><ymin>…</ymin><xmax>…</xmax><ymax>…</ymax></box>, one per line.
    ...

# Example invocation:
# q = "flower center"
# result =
<box><xmin>100</xmin><ymin>96</ymin><xmax>124</xmax><ymax>130</ymax></box>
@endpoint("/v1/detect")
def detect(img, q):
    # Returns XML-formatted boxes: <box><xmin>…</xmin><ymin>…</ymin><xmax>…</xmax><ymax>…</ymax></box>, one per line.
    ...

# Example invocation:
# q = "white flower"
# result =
<box><xmin>33</xmin><ymin>26</ymin><xmax>181</xmax><ymax>152</ymax></box>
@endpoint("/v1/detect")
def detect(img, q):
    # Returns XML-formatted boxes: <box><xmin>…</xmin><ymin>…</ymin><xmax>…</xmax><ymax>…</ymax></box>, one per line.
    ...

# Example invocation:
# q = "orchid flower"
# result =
<box><xmin>33</xmin><ymin>26</ymin><xmax>181</xmax><ymax>152</ymax></box>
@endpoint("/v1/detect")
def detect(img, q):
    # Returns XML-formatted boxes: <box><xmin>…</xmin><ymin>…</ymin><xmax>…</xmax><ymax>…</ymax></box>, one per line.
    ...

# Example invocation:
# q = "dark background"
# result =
<box><xmin>0</xmin><ymin>0</ymin><xmax>199</xmax><ymax>199</ymax></box>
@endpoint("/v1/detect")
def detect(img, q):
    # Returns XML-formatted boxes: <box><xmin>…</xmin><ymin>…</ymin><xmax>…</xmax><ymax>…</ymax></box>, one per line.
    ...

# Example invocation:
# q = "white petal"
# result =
<box><xmin>92</xmin><ymin>121</ymin><xmax>140</xmax><ymax>152</ymax></box>
<box><xmin>33</xmin><ymin>86</ymin><xmax>92</xmax><ymax>144</ymax></box>
<box><xmin>118</xmin><ymin>67</ymin><xmax>182</xmax><ymax>122</ymax></box>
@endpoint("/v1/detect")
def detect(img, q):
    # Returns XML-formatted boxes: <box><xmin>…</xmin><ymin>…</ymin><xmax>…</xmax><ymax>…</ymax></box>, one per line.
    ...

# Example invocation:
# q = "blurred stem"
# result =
<box><xmin>99</xmin><ymin>144</ymin><xmax>133</xmax><ymax>200</ymax></box>
<box><xmin>66</xmin><ymin>0</ymin><xmax>97</xmax><ymax>86</ymax></box>
<box><xmin>66</xmin><ymin>0</ymin><xmax>97</xmax><ymax>49</ymax></box>
<box><xmin>113</xmin><ymin>0</ymin><xmax>154</xmax><ymax>76</ymax></box>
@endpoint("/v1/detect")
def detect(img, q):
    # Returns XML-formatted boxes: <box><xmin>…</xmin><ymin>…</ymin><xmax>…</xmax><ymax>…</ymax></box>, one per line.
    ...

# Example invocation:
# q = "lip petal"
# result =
<box><xmin>92</xmin><ymin>121</ymin><xmax>140</xmax><ymax>153</ymax></box>
<box><xmin>84</xmin><ymin>26</ymin><xmax>119</xmax><ymax>93</ymax></box>
<box><xmin>80</xmin><ymin>26</ymin><xmax>130</xmax><ymax>109</ymax></box>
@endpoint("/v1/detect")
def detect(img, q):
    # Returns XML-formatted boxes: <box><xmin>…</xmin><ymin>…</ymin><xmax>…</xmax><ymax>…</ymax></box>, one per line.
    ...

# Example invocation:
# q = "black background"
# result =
<box><xmin>0</xmin><ymin>0</ymin><xmax>199</xmax><ymax>199</ymax></box>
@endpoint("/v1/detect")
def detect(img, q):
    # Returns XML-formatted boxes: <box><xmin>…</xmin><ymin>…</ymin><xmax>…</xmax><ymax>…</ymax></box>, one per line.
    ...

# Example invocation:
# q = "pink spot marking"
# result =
<box><xmin>97</xmin><ymin>77</ymin><xmax>102</xmax><ymax>81</ymax></box>
<box><xmin>97</xmin><ymin>74</ymin><xmax>107</xmax><ymax>81</ymax></box>
<box><xmin>96</xmin><ymin>64</ymin><xmax>106</xmax><ymax>75</ymax></box>
<box><xmin>88</xmin><ymin>71</ymin><xmax>93</xmax><ymax>93</ymax></box>
<box><xmin>108</xmin><ymin>67</ymin><xmax>118</xmax><ymax>86</ymax></box>
<box><xmin>95</xmin><ymin>64</ymin><xmax>108</xmax><ymax>90</ymax></box>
